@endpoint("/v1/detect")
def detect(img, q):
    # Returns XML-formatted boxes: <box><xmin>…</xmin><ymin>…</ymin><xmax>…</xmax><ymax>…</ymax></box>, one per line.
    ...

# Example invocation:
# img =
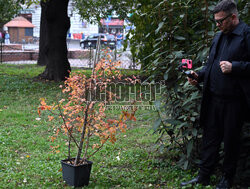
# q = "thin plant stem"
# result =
<box><xmin>57</xmin><ymin>104</ymin><xmax>79</xmax><ymax>149</ymax></box>
<box><xmin>83</xmin><ymin>127</ymin><xmax>91</xmax><ymax>160</ymax></box>
<box><xmin>74</xmin><ymin>102</ymin><xmax>90</xmax><ymax>165</ymax></box>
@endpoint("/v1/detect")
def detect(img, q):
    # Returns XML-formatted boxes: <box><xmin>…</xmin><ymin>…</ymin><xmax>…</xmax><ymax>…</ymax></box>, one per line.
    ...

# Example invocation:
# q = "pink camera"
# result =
<box><xmin>181</xmin><ymin>59</ymin><xmax>192</xmax><ymax>69</ymax></box>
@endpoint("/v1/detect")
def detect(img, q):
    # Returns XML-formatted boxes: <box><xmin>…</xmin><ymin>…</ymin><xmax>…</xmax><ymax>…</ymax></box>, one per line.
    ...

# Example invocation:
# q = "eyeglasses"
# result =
<box><xmin>215</xmin><ymin>14</ymin><xmax>232</xmax><ymax>25</ymax></box>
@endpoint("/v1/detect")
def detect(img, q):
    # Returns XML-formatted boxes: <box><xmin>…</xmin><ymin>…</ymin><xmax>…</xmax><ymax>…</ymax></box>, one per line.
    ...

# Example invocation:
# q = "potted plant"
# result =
<box><xmin>38</xmin><ymin>58</ymin><xmax>137</xmax><ymax>187</ymax></box>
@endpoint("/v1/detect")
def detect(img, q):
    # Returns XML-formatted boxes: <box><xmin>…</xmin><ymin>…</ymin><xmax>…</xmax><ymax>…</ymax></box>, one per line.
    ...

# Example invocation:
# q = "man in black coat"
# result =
<box><xmin>180</xmin><ymin>0</ymin><xmax>250</xmax><ymax>188</ymax></box>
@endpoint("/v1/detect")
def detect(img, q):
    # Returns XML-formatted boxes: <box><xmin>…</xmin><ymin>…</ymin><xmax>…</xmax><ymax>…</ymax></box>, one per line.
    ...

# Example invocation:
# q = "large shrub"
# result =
<box><xmin>126</xmin><ymin>0</ymin><xmax>249</xmax><ymax>186</ymax></box>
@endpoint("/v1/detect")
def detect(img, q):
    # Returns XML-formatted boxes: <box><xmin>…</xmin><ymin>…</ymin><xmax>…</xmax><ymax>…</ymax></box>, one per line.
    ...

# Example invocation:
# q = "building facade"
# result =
<box><xmin>18</xmin><ymin>1</ymin><xmax>126</xmax><ymax>41</ymax></box>
<box><xmin>20</xmin><ymin>1</ymin><xmax>99</xmax><ymax>39</ymax></box>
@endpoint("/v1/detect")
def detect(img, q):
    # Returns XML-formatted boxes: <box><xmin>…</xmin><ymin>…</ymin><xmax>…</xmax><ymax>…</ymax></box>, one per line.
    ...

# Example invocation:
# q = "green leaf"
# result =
<box><xmin>192</xmin><ymin>128</ymin><xmax>198</xmax><ymax>136</ymax></box>
<box><xmin>153</xmin><ymin>118</ymin><xmax>162</xmax><ymax>131</ymax></box>
<box><xmin>176</xmin><ymin>122</ymin><xmax>188</xmax><ymax>129</ymax></box>
<box><xmin>174</xmin><ymin>36</ymin><xmax>186</xmax><ymax>40</ymax></box>
<box><xmin>179</xmin><ymin>14</ymin><xmax>185</xmax><ymax>18</ymax></box>
<box><xmin>190</xmin><ymin>117</ymin><xmax>195</xmax><ymax>122</ymax></box>
<box><xmin>155</xmin><ymin>22</ymin><xmax>164</xmax><ymax>34</ymax></box>
<box><xmin>208</xmin><ymin>31</ymin><xmax>215</xmax><ymax>36</ymax></box>
<box><xmin>183</xmin><ymin>160</ymin><xmax>189</xmax><ymax>170</ymax></box>
<box><xmin>164</xmin><ymin>119</ymin><xmax>182</xmax><ymax>125</ymax></box>
<box><xmin>164</xmin><ymin>72</ymin><xmax>168</xmax><ymax>80</ymax></box>
<box><xmin>192</xmin><ymin>112</ymin><xmax>199</xmax><ymax>116</ymax></box>
<box><xmin>187</xmin><ymin>141</ymin><xmax>193</xmax><ymax>157</ymax></box>
<box><xmin>154</xmin><ymin>100</ymin><xmax>161</xmax><ymax>110</ymax></box>
<box><xmin>208</xmin><ymin>5</ymin><xmax>215</xmax><ymax>11</ymax></box>
<box><xmin>172</xmin><ymin>51</ymin><xmax>184</xmax><ymax>58</ymax></box>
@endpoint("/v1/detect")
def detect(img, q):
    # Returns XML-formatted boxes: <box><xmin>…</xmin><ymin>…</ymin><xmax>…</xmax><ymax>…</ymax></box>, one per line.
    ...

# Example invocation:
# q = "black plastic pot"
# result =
<box><xmin>61</xmin><ymin>159</ymin><xmax>93</xmax><ymax>187</ymax></box>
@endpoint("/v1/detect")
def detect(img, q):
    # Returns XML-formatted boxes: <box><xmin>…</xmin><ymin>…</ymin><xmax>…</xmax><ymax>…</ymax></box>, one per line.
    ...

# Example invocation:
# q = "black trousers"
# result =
<box><xmin>199</xmin><ymin>95</ymin><xmax>245</xmax><ymax>179</ymax></box>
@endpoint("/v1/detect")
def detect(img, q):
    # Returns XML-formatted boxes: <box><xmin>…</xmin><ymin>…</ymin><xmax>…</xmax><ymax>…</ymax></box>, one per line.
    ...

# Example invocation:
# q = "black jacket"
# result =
<box><xmin>198</xmin><ymin>21</ymin><xmax>250</xmax><ymax>126</ymax></box>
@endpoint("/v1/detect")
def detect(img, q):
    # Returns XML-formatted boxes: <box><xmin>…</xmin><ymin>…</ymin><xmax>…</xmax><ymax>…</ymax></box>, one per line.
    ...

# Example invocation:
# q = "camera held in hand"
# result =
<box><xmin>178</xmin><ymin>59</ymin><xmax>202</xmax><ymax>91</ymax></box>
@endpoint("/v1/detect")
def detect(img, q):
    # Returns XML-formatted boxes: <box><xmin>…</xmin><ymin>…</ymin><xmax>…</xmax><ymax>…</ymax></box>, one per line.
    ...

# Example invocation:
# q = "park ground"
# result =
<box><xmin>0</xmin><ymin>64</ymin><xmax>215</xmax><ymax>188</ymax></box>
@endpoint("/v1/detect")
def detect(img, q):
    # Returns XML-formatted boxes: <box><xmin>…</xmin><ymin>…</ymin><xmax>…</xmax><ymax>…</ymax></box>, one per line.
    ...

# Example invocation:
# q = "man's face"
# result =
<box><xmin>214</xmin><ymin>11</ymin><xmax>234</xmax><ymax>34</ymax></box>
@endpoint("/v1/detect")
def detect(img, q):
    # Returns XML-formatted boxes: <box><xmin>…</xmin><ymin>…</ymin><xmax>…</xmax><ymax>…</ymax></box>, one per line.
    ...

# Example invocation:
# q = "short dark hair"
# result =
<box><xmin>213</xmin><ymin>0</ymin><xmax>238</xmax><ymax>15</ymax></box>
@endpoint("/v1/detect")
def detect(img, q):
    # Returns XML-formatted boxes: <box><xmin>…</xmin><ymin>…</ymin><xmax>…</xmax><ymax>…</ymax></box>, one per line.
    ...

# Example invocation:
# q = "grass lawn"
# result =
<box><xmin>0</xmin><ymin>64</ymin><xmax>212</xmax><ymax>188</ymax></box>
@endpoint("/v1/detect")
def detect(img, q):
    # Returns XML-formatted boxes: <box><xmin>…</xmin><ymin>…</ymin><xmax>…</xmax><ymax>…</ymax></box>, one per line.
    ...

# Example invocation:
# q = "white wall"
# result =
<box><xmin>68</xmin><ymin>11</ymin><xmax>98</xmax><ymax>36</ymax></box>
<box><xmin>31</xmin><ymin>5</ymin><xmax>41</xmax><ymax>37</ymax></box>
<box><xmin>23</xmin><ymin>1</ymin><xmax>99</xmax><ymax>38</ymax></box>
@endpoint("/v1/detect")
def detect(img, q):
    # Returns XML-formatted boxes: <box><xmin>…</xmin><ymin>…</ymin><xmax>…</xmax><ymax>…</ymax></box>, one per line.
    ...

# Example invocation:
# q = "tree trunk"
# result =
<box><xmin>39</xmin><ymin>0</ymin><xmax>71</xmax><ymax>81</ymax></box>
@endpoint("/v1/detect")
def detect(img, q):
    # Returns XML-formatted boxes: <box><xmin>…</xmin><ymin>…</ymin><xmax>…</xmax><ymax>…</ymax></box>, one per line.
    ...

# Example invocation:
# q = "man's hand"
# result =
<box><xmin>220</xmin><ymin>61</ymin><xmax>232</xmax><ymax>74</ymax></box>
<box><xmin>187</xmin><ymin>71</ymin><xmax>198</xmax><ymax>86</ymax></box>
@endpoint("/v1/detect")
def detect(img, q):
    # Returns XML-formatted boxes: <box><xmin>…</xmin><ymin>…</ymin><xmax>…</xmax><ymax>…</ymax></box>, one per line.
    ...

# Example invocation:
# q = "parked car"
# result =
<box><xmin>80</xmin><ymin>33</ymin><xmax>116</xmax><ymax>50</ymax></box>
<box><xmin>105</xmin><ymin>34</ymin><xmax>116</xmax><ymax>50</ymax></box>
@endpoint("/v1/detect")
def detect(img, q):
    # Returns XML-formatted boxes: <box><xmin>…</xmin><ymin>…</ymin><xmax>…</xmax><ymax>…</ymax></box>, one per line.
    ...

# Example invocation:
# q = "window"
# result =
<box><xmin>82</xmin><ymin>21</ymin><xmax>87</xmax><ymax>28</ymax></box>
<box><xmin>25</xmin><ymin>28</ymin><xmax>33</xmax><ymax>36</ymax></box>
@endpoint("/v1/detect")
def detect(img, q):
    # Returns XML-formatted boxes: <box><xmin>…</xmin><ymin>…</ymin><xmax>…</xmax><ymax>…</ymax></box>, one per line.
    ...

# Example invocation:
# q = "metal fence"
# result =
<box><xmin>0</xmin><ymin>38</ymin><xmax>140</xmax><ymax>70</ymax></box>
